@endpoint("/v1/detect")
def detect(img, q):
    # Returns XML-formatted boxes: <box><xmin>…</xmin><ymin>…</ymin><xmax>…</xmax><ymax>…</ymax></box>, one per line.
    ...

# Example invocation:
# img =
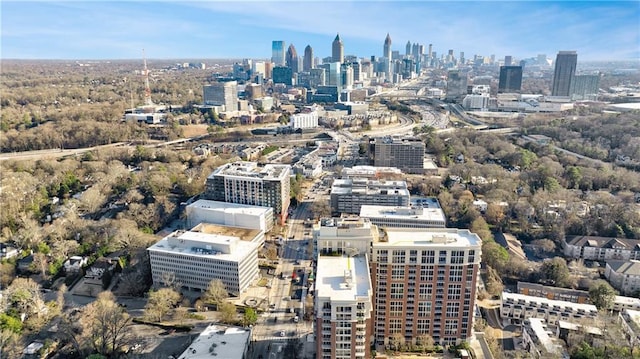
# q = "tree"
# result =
<box><xmin>589</xmin><ymin>280</ymin><xmax>617</xmax><ymax>310</ymax></box>
<box><xmin>540</xmin><ymin>257</ymin><xmax>574</xmax><ymax>288</ymax></box>
<box><xmin>144</xmin><ymin>288</ymin><xmax>181</xmax><ymax>322</ymax></box>
<box><xmin>482</xmin><ymin>241</ymin><xmax>509</xmax><ymax>273</ymax></box>
<box><xmin>5</xmin><ymin>277</ymin><xmax>46</xmax><ymax>320</ymax></box>
<box><xmin>242</xmin><ymin>308</ymin><xmax>257</xmax><ymax>327</ymax></box>
<box><xmin>80</xmin><ymin>291</ymin><xmax>132</xmax><ymax>358</ymax></box>
<box><xmin>485</xmin><ymin>203</ymin><xmax>506</xmax><ymax>226</ymax></box>
<box><xmin>390</xmin><ymin>332</ymin><xmax>406</xmax><ymax>351</ymax></box>
<box><xmin>203</xmin><ymin>279</ymin><xmax>228</xmax><ymax>306</ymax></box>
<box><xmin>0</xmin><ymin>328</ymin><xmax>21</xmax><ymax>359</ymax></box>
<box><xmin>218</xmin><ymin>301</ymin><xmax>237</xmax><ymax>324</ymax></box>
<box><xmin>416</xmin><ymin>333</ymin><xmax>434</xmax><ymax>351</ymax></box>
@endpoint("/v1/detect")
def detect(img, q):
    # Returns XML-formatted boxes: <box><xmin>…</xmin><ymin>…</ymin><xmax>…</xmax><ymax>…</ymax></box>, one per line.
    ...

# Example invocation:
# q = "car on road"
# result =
<box><xmin>280</xmin><ymin>330</ymin><xmax>286</xmax><ymax>337</ymax></box>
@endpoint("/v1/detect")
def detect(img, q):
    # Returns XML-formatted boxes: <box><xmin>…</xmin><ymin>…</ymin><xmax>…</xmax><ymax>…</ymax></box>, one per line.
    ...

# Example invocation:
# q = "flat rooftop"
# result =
<box><xmin>331</xmin><ymin>178</ymin><xmax>410</xmax><ymax>196</ymax></box>
<box><xmin>502</xmin><ymin>292</ymin><xmax>598</xmax><ymax>313</ymax></box>
<box><xmin>360</xmin><ymin>204</ymin><xmax>445</xmax><ymax>223</ymax></box>
<box><xmin>378</xmin><ymin>228</ymin><xmax>481</xmax><ymax>248</ymax></box>
<box><xmin>208</xmin><ymin>161</ymin><xmax>290</xmax><ymax>181</ymax></box>
<box><xmin>148</xmin><ymin>228</ymin><xmax>258</xmax><ymax>262</ymax></box>
<box><xmin>188</xmin><ymin>199</ymin><xmax>272</xmax><ymax>216</ymax></box>
<box><xmin>178</xmin><ymin>324</ymin><xmax>250</xmax><ymax>359</ymax></box>
<box><xmin>191</xmin><ymin>223</ymin><xmax>261</xmax><ymax>242</ymax></box>
<box><xmin>316</xmin><ymin>255</ymin><xmax>372</xmax><ymax>302</ymax></box>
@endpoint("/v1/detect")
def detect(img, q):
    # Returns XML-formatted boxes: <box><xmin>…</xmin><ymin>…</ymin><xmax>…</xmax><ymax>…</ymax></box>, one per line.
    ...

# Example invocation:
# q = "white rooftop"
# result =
<box><xmin>316</xmin><ymin>256</ymin><xmax>372</xmax><ymax>302</ymax></box>
<box><xmin>526</xmin><ymin>318</ymin><xmax>562</xmax><ymax>355</ymax></box>
<box><xmin>188</xmin><ymin>199</ymin><xmax>272</xmax><ymax>215</ymax></box>
<box><xmin>380</xmin><ymin>228</ymin><xmax>482</xmax><ymax>248</ymax></box>
<box><xmin>209</xmin><ymin>161</ymin><xmax>290</xmax><ymax>181</ymax></box>
<box><xmin>503</xmin><ymin>292</ymin><xmax>598</xmax><ymax>313</ymax></box>
<box><xmin>360</xmin><ymin>204</ymin><xmax>445</xmax><ymax>223</ymax></box>
<box><xmin>331</xmin><ymin>178</ymin><xmax>410</xmax><ymax>196</ymax></box>
<box><xmin>148</xmin><ymin>229</ymin><xmax>258</xmax><ymax>262</ymax></box>
<box><xmin>178</xmin><ymin>324</ymin><xmax>250</xmax><ymax>359</ymax></box>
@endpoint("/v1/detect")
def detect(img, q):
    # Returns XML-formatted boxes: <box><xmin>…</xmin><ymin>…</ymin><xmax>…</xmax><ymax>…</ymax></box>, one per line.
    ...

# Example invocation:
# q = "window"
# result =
<box><xmin>448</xmin><ymin>284</ymin><xmax>462</xmax><ymax>300</ymax></box>
<box><xmin>417</xmin><ymin>319</ymin><xmax>431</xmax><ymax>334</ymax></box>
<box><xmin>446</xmin><ymin>303</ymin><xmax>460</xmax><ymax>318</ymax></box>
<box><xmin>451</xmin><ymin>250</ymin><xmax>465</xmax><ymax>264</ymax></box>
<box><xmin>391</xmin><ymin>283</ymin><xmax>404</xmax><ymax>298</ymax></box>
<box><xmin>468</xmin><ymin>250</ymin><xmax>476</xmax><ymax>263</ymax></box>
<box><xmin>392</xmin><ymin>250</ymin><xmax>406</xmax><ymax>264</ymax></box>
<box><xmin>378</xmin><ymin>250</ymin><xmax>388</xmax><ymax>263</ymax></box>
<box><xmin>392</xmin><ymin>265</ymin><xmax>405</xmax><ymax>280</ymax></box>
<box><xmin>450</xmin><ymin>266</ymin><xmax>463</xmax><ymax>282</ymax></box>
<box><xmin>445</xmin><ymin>319</ymin><xmax>459</xmax><ymax>335</ymax></box>
<box><xmin>390</xmin><ymin>301</ymin><xmax>403</xmax><ymax>316</ymax></box>
<box><xmin>419</xmin><ymin>283</ymin><xmax>433</xmax><ymax>300</ymax></box>
<box><xmin>439</xmin><ymin>251</ymin><xmax>447</xmax><ymax>264</ymax></box>
<box><xmin>422</xmin><ymin>250</ymin><xmax>435</xmax><ymax>264</ymax></box>
<box><xmin>418</xmin><ymin>301</ymin><xmax>432</xmax><ymax>317</ymax></box>
<box><xmin>420</xmin><ymin>266</ymin><xmax>434</xmax><ymax>281</ymax></box>
<box><xmin>409</xmin><ymin>250</ymin><xmax>418</xmax><ymax>263</ymax></box>
<box><xmin>389</xmin><ymin>319</ymin><xmax>403</xmax><ymax>334</ymax></box>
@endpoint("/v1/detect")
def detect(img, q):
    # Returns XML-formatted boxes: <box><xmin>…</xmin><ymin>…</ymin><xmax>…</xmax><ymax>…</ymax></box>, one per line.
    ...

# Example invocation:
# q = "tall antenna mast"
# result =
<box><xmin>143</xmin><ymin>48</ymin><xmax>153</xmax><ymax>106</ymax></box>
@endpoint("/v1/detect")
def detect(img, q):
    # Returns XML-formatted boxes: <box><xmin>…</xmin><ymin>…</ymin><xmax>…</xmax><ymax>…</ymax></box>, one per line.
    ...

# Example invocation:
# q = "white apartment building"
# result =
<box><xmin>330</xmin><ymin>178</ymin><xmax>410</xmax><ymax>215</ymax></box>
<box><xmin>563</xmin><ymin>235</ymin><xmax>640</xmax><ymax>261</ymax></box>
<box><xmin>290</xmin><ymin>110</ymin><xmax>319</xmax><ymax>129</ymax></box>
<box><xmin>147</xmin><ymin>226</ymin><xmax>259</xmax><ymax>295</ymax></box>
<box><xmin>360</xmin><ymin>203</ymin><xmax>446</xmax><ymax>229</ymax></box>
<box><xmin>521</xmin><ymin>318</ymin><xmax>567</xmax><ymax>359</ymax></box>
<box><xmin>619</xmin><ymin>309</ymin><xmax>640</xmax><ymax>346</ymax></box>
<box><xmin>605</xmin><ymin>260</ymin><xmax>640</xmax><ymax>295</ymax></box>
<box><xmin>370</xmin><ymin>228</ymin><xmax>482</xmax><ymax>346</ymax></box>
<box><xmin>205</xmin><ymin>162</ymin><xmax>291</xmax><ymax>223</ymax></box>
<box><xmin>315</xmin><ymin>255</ymin><xmax>373</xmax><ymax>359</ymax></box>
<box><xmin>186</xmin><ymin>199</ymin><xmax>274</xmax><ymax>234</ymax></box>
<box><xmin>501</xmin><ymin>292</ymin><xmax>598</xmax><ymax>328</ymax></box>
<box><xmin>314</xmin><ymin>217</ymin><xmax>379</xmax><ymax>256</ymax></box>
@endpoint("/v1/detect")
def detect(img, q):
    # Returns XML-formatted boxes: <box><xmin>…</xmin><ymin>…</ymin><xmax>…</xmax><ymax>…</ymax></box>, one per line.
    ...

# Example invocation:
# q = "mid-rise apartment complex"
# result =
<box><xmin>147</xmin><ymin>225</ymin><xmax>260</xmax><ymax>295</ymax></box>
<box><xmin>501</xmin><ymin>292</ymin><xmax>598</xmax><ymax>328</ymax></box>
<box><xmin>205</xmin><ymin>162</ymin><xmax>291</xmax><ymax>223</ymax></box>
<box><xmin>360</xmin><ymin>203</ymin><xmax>446</xmax><ymax>229</ymax></box>
<box><xmin>605</xmin><ymin>260</ymin><xmax>640</xmax><ymax>295</ymax></box>
<box><xmin>315</xmin><ymin>255</ymin><xmax>373</xmax><ymax>359</ymax></box>
<box><xmin>373</xmin><ymin>137</ymin><xmax>425</xmax><ymax>174</ymax></box>
<box><xmin>330</xmin><ymin>178</ymin><xmax>410</xmax><ymax>215</ymax></box>
<box><xmin>370</xmin><ymin>228</ymin><xmax>482</xmax><ymax>346</ymax></box>
<box><xmin>563</xmin><ymin>235</ymin><xmax>640</xmax><ymax>261</ymax></box>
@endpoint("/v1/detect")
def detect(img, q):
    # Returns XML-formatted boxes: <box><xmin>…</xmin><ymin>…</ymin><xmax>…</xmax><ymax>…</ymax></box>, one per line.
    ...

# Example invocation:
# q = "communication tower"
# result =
<box><xmin>143</xmin><ymin>49</ymin><xmax>153</xmax><ymax>106</ymax></box>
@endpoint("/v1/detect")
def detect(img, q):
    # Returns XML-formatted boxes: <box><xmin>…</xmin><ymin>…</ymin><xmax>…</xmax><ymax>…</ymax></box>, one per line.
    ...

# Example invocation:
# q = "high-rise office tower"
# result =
<box><xmin>551</xmin><ymin>51</ymin><xmax>578</xmax><ymax>96</ymax></box>
<box><xmin>271</xmin><ymin>40</ymin><xmax>285</xmax><ymax>66</ymax></box>
<box><xmin>272</xmin><ymin>66</ymin><xmax>293</xmax><ymax>86</ymax></box>
<box><xmin>285</xmin><ymin>44</ymin><xmax>299</xmax><ymax>73</ymax></box>
<box><xmin>303</xmin><ymin>45</ymin><xmax>314</xmax><ymax>72</ymax></box>
<box><xmin>371</xmin><ymin>228</ymin><xmax>482</xmax><ymax>346</ymax></box>
<box><xmin>504</xmin><ymin>55</ymin><xmax>513</xmax><ymax>66</ymax></box>
<box><xmin>384</xmin><ymin>33</ymin><xmax>392</xmax><ymax>79</ymax></box>
<box><xmin>332</xmin><ymin>33</ymin><xmax>344</xmax><ymax>63</ymax></box>
<box><xmin>446</xmin><ymin>70</ymin><xmax>468</xmax><ymax>99</ymax></box>
<box><xmin>406</xmin><ymin>41</ymin><xmax>412</xmax><ymax>57</ymax></box>
<box><xmin>570</xmin><ymin>74</ymin><xmax>600</xmax><ymax>100</ymax></box>
<box><xmin>340</xmin><ymin>62</ymin><xmax>354</xmax><ymax>89</ymax></box>
<box><xmin>447</xmin><ymin>49</ymin><xmax>454</xmax><ymax>63</ymax></box>
<box><xmin>203</xmin><ymin>81</ymin><xmax>238</xmax><ymax>112</ymax></box>
<box><xmin>428</xmin><ymin>44</ymin><xmax>433</xmax><ymax>59</ymax></box>
<box><xmin>459</xmin><ymin>52</ymin><xmax>465</xmax><ymax>65</ymax></box>
<box><xmin>498</xmin><ymin>66</ymin><xmax>523</xmax><ymax>93</ymax></box>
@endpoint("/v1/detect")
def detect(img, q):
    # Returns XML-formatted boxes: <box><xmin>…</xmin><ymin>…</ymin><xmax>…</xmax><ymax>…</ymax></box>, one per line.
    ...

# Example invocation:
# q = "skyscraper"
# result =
<box><xmin>203</xmin><ymin>81</ymin><xmax>238</xmax><ymax>112</ymax></box>
<box><xmin>498</xmin><ymin>66</ymin><xmax>523</xmax><ymax>93</ymax></box>
<box><xmin>383</xmin><ymin>33</ymin><xmax>392</xmax><ymax>80</ymax></box>
<box><xmin>504</xmin><ymin>55</ymin><xmax>513</xmax><ymax>66</ymax></box>
<box><xmin>406</xmin><ymin>41</ymin><xmax>411</xmax><ymax>56</ymax></box>
<box><xmin>303</xmin><ymin>45</ymin><xmax>314</xmax><ymax>72</ymax></box>
<box><xmin>271</xmin><ymin>40</ymin><xmax>285</xmax><ymax>66</ymax></box>
<box><xmin>551</xmin><ymin>51</ymin><xmax>577</xmax><ymax>96</ymax></box>
<box><xmin>285</xmin><ymin>44</ymin><xmax>299</xmax><ymax>73</ymax></box>
<box><xmin>332</xmin><ymin>33</ymin><xmax>344</xmax><ymax>63</ymax></box>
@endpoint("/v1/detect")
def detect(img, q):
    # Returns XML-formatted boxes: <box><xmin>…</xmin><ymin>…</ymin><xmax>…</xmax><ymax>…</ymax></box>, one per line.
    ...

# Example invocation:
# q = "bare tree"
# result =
<box><xmin>5</xmin><ymin>277</ymin><xmax>46</xmax><ymax>319</ymax></box>
<box><xmin>159</xmin><ymin>271</ymin><xmax>182</xmax><ymax>292</ymax></box>
<box><xmin>202</xmin><ymin>279</ymin><xmax>228</xmax><ymax>306</ymax></box>
<box><xmin>79</xmin><ymin>291</ymin><xmax>132</xmax><ymax>357</ymax></box>
<box><xmin>0</xmin><ymin>329</ymin><xmax>22</xmax><ymax>359</ymax></box>
<box><xmin>218</xmin><ymin>301</ymin><xmax>237</xmax><ymax>324</ymax></box>
<box><xmin>144</xmin><ymin>288</ymin><xmax>181</xmax><ymax>322</ymax></box>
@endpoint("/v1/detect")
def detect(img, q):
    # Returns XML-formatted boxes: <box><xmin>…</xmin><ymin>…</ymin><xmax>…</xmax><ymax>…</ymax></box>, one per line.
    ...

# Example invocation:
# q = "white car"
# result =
<box><xmin>280</xmin><ymin>330</ymin><xmax>286</xmax><ymax>337</ymax></box>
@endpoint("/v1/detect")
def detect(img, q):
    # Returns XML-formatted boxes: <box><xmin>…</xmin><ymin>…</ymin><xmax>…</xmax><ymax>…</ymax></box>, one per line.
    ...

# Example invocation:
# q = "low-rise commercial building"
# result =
<box><xmin>341</xmin><ymin>166</ymin><xmax>403</xmax><ymax>180</ymax></box>
<box><xmin>147</xmin><ymin>226</ymin><xmax>259</xmax><ymax>295</ymax></box>
<box><xmin>186</xmin><ymin>199</ymin><xmax>274</xmax><ymax>234</ymax></box>
<box><xmin>501</xmin><ymin>292</ymin><xmax>598</xmax><ymax>328</ymax></box>
<box><xmin>177</xmin><ymin>324</ymin><xmax>250</xmax><ymax>359</ymax></box>
<box><xmin>315</xmin><ymin>255</ymin><xmax>373</xmax><ymax>359</ymax></box>
<box><xmin>330</xmin><ymin>178</ymin><xmax>410</xmax><ymax>215</ymax></box>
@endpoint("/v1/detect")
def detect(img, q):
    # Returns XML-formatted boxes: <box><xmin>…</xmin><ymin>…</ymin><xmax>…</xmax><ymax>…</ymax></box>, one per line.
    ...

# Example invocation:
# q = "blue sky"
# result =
<box><xmin>2</xmin><ymin>1</ymin><xmax>639</xmax><ymax>61</ymax></box>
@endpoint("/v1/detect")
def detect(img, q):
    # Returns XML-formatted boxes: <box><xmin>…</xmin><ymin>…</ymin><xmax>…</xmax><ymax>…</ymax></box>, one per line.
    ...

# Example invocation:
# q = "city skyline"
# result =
<box><xmin>2</xmin><ymin>1</ymin><xmax>639</xmax><ymax>61</ymax></box>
